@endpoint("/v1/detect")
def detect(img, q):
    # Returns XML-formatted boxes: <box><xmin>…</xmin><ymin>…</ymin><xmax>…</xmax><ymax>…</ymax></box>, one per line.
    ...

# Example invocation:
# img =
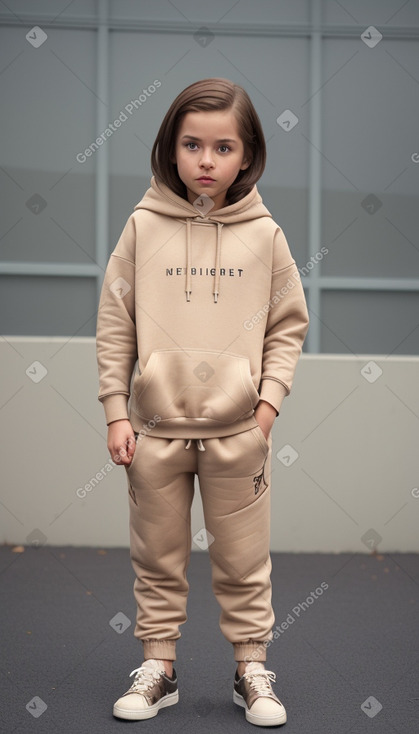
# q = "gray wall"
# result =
<box><xmin>1</xmin><ymin>0</ymin><xmax>418</xmax><ymax>354</ymax></box>
<box><xmin>1</xmin><ymin>338</ymin><xmax>418</xmax><ymax>552</ymax></box>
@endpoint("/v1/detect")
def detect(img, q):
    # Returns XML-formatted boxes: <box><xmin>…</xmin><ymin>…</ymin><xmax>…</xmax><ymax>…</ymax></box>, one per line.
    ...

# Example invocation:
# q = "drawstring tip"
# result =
<box><xmin>213</xmin><ymin>292</ymin><xmax>218</xmax><ymax>303</ymax></box>
<box><xmin>185</xmin><ymin>438</ymin><xmax>205</xmax><ymax>451</ymax></box>
<box><xmin>186</xmin><ymin>291</ymin><xmax>191</xmax><ymax>302</ymax></box>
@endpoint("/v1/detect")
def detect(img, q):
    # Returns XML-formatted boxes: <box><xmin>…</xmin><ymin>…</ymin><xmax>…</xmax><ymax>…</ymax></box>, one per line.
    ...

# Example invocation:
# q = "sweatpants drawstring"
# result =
<box><xmin>184</xmin><ymin>438</ymin><xmax>206</xmax><ymax>451</ymax></box>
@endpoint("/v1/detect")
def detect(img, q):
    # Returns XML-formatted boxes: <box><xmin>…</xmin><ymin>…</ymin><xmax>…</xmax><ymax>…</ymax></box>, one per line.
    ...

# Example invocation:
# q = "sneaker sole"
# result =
<box><xmin>233</xmin><ymin>690</ymin><xmax>287</xmax><ymax>726</ymax></box>
<box><xmin>113</xmin><ymin>690</ymin><xmax>179</xmax><ymax>720</ymax></box>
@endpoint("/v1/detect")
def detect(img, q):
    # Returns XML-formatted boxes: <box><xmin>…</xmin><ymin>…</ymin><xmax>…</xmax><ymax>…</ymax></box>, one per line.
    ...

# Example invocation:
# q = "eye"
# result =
<box><xmin>219</xmin><ymin>145</ymin><xmax>231</xmax><ymax>153</ymax></box>
<box><xmin>185</xmin><ymin>142</ymin><xmax>198</xmax><ymax>150</ymax></box>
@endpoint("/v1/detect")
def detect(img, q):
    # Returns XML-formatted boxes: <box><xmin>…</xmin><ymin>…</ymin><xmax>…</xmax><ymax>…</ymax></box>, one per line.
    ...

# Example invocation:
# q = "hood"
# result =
<box><xmin>134</xmin><ymin>176</ymin><xmax>272</xmax><ymax>302</ymax></box>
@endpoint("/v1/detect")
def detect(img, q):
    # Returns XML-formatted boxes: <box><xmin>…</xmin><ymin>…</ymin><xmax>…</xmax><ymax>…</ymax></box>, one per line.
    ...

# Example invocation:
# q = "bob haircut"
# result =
<box><xmin>151</xmin><ymin>78</ymin><xmax>266</xmax><ymax>206</ymax></box>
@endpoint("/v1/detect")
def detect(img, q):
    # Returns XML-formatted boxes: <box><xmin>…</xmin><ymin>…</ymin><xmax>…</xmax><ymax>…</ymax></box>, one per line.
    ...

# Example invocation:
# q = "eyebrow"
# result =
<box><xmin>180</xmin><ymin>135</ymin><xmax>237</xmax><ymax>144</ymax></box>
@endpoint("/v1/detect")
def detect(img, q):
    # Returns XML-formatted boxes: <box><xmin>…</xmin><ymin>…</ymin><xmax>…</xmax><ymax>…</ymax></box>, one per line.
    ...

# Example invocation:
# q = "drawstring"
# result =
<box><xmin>213</xmin><ymin>222</ymin><xmax>223</xmax><ymax>303</ymax></box>
<box><xmin>185</xmin><ymin>218</ymin><xmax>192</xmax><ymax>302</ymax></box>
<box><xmin>184</xmin><ymin>438</ymin><xmax>206</xmax><ymax>451</ymax></box>
<box><xmin>184</xmin><ymin>218</ymin><xmax>223</xmax><ymax>303</ymax></box>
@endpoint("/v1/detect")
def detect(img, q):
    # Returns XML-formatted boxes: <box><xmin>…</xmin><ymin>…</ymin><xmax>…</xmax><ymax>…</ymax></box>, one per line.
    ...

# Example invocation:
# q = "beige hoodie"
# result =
<box><xmin>96</xmin><ymin>176</ymin><xmax>309</xmax><ymax>438</ymax></box>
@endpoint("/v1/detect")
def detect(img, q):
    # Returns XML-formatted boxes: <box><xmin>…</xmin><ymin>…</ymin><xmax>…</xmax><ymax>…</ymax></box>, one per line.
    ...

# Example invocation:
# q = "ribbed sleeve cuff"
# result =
<box><xmin>100</xmin><ymin>394</ymin><xmax>130</xmax><ymax>425</ymax></box>
<box><xmin>259</xmin><ymin>378</ymin><xmax>289</xmax><ymax>415</ymax></box>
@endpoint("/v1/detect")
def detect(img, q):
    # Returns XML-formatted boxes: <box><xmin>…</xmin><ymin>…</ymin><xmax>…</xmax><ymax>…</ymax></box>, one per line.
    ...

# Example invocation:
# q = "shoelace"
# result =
<box><xmin>243</xmin><ymin>669</ymin><xmax>276</xmax><ymax>694</ymax></box>
<box><xmin>128</xmin><ymin>665</ymin><xmax>164</xmax><ymax>693</ymax></box>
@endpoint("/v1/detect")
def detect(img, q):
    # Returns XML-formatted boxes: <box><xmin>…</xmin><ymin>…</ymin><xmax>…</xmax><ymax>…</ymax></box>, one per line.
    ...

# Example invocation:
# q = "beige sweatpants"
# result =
<box><xmin>124</xmin><ymin>424</ymin><xmax>275</xmax><ymax>662</ymax></box>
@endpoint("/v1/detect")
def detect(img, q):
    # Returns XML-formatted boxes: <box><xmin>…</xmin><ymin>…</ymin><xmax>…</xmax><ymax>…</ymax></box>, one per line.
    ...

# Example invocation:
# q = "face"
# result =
<box><xmin>172</xmin><ymin>109</ymin><xmax>250</xmax><ymax>211</ymax></box>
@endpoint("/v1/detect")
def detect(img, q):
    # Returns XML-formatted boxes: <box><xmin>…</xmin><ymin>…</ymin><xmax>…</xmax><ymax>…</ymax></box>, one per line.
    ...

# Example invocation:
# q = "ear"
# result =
<box><xmin>240</xmin><ymin>157</ymin><xmax>251</xmax><ymax>171</ymax></box>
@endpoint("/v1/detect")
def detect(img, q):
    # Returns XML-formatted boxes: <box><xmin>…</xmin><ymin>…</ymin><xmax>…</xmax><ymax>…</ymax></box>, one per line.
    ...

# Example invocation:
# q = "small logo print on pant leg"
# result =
<box><xmin>253</xmin><ymin>461</ymin><xmax>268</xmax><ymax>495</ymax></box>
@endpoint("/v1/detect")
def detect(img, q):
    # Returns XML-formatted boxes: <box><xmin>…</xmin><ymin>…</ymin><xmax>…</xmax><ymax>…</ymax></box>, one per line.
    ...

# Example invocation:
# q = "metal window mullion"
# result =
<box><xmin>95</xmin><ymin>0</ymin><xmax>110</xmax><ymax>305</ymax></box>
<box><xmin>305</xmin><ymin>0</ymin><xmax>323</xmax><ymax>354</ymax></box>
<box><xmin>317</xmin><ymin>276</ymin><xmax>419</xmax><ymax>291</ymax></box>
<box><xmin>0</xmin><ymin>262</ymin><xmax>100</xmax><ymax>276</ymax></box>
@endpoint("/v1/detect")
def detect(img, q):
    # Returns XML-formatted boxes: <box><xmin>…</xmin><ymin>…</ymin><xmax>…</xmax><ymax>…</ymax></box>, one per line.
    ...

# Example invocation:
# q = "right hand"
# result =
<box><xmin>107</xmin><ymin>419</ymin><xmax>136</xmax><ymax>466</ymax></box>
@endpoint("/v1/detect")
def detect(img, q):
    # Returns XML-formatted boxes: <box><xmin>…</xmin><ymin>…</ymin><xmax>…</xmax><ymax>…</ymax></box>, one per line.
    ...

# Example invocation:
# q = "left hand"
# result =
<box><xmin>254</xmin><ymin>400</ymin><xmax>277</xmax><ymax>440</ymax></box>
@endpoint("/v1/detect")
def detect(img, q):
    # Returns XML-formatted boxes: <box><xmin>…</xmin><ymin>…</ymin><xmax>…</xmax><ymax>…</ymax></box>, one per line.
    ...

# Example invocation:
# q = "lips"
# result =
<box><xmin>197</xmin><ymin>176</ymin><xmax>215</xmax><ymax>182</ymax></box>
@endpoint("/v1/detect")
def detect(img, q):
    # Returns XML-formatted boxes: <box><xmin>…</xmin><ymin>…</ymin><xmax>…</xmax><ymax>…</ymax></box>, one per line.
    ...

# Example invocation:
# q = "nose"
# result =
<box><xmin>199</xmin><ymin>147</ymin><xmax>214</xmax><ymax>168</ymax></box>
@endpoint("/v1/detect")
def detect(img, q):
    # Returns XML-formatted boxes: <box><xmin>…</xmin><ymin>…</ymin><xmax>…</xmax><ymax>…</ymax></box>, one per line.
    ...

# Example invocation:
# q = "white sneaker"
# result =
<box><xmin>233</xmin><ymin>661</ymin><xmax>287</xmax><ymax>726</ymax></box>
<box><xmin>113</xmin><ymin>658</ymin><xmax>178</xmax><ymax>720</ymax></box>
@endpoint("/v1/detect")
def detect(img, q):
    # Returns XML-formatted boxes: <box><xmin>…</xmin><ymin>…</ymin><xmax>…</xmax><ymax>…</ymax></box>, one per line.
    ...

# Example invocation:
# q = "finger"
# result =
<box><xmin>111</xmin><ymin>448</ymin><xmax>122</xmax><ymax>464</ymax></box>
<box><xmin>113</xmin><ymin>444</ymin><xmax>127</xmax><ymax>465</ymax></box>
<box><xmin>126</xmin><ymin>434</ymin><xmax>136</xmax><ymax>461</ymax></box>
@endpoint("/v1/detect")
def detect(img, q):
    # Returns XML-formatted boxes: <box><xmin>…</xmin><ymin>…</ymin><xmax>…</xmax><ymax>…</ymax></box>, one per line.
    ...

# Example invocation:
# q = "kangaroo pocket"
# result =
<box><xmin>131</xmin><ymin>348</ymin><xmax>260</xmax><ymax>426</ymax></box>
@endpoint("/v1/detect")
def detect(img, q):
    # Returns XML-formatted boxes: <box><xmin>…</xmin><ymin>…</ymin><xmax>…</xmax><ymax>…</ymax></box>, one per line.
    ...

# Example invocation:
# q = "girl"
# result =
<box><xmin>96</xmin><ymin>77</ymin><xmax>309</xmax><ymax>726</ymax></box>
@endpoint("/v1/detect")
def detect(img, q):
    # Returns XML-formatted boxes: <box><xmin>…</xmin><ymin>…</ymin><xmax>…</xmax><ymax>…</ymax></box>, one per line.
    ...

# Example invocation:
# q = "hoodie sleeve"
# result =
<box><xmin>96</xmin><ymin>214</ymin><xmax>138</xmax><ymax>425</ymax></box>
<box><xmin>259</xmin><ymin>227</ymin><xmax>309</xmax><ymax>415</ymax></box>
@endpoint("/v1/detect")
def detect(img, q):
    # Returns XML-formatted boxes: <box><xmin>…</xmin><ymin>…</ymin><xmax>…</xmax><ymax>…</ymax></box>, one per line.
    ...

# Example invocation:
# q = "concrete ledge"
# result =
<box><xmin>1</xmin><ymin>338</ymin><xmax>417</xmax><ymax>551</ymax></box>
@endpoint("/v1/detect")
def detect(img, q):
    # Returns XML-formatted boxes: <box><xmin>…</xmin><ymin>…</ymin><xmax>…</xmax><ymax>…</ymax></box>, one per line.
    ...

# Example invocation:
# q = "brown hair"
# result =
<box><xmin>151</xmin><ymin>78</ymin><xmax>266</xmax><ymax>205</ymax></box>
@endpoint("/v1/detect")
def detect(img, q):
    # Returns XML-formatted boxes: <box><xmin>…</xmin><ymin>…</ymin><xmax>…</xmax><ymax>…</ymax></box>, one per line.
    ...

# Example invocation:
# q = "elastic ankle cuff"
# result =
<box><xmin>142</xmin><ymin>638</ymin><xmax>177</xmax><ymax>661</ymax></box>
<box><xmin>234</xmin><ymin>640</ymin><xmax>270</xmax><ymax>663</ymax></box>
